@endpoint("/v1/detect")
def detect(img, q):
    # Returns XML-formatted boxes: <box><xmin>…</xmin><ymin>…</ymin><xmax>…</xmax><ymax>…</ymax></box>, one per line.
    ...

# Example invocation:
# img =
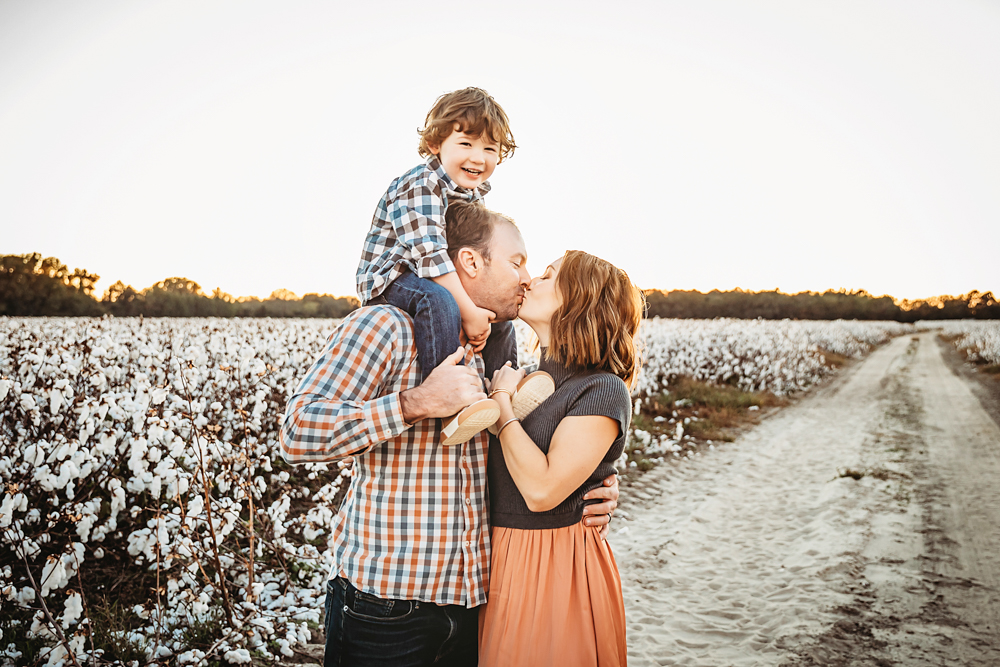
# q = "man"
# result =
<box><xmin>280</xmin><ymin>201</ymin><xmax>619</xmax><ymax>666</ymax></box>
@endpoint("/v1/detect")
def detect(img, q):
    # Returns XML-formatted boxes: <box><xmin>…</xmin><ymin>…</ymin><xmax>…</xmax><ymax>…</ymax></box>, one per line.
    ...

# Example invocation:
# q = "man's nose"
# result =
<box><xmin>520</xmin><ymin>268</ymin><xmax>532</xmax><ymax>287</ymax></box>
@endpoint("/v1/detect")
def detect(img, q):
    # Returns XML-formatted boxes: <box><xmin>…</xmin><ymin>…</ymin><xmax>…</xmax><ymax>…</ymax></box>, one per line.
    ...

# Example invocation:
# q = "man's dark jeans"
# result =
<box><xmin>323</xmin><ymin>577</ymin><xmax>478</xmax><ymax>667</ymax></box>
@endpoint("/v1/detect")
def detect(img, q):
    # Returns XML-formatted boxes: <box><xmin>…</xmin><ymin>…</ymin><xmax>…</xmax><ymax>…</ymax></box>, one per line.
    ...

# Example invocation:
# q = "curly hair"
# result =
<box><xmin>417</xmin><ymin>87</ymin><xmax>516</xmax><ymax>163</ymax></box>
<box><xmin>547</xmin><ymin>251</ymin><xmax>645</xmax><ymax>389</ymax></box>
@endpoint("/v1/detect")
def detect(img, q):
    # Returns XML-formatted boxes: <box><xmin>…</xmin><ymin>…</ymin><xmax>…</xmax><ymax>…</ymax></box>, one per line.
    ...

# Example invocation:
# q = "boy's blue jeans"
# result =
<box><xmin>379</xmin><ymin>271</ymin><xmax>516</xmax><ymax>382</ymax></box>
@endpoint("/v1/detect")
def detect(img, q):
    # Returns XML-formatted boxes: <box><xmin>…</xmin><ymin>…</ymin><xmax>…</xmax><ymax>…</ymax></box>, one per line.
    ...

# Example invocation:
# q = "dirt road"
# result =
<box><xmin>614</xmin><ymin>331</ymin><xmax>1000</xmax><ymax>666</ymax></box>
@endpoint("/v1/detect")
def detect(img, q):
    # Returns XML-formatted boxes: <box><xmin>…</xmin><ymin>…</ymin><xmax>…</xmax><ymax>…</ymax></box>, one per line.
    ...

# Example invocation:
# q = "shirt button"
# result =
<box><xmin>465</xmin><ymin>498</ymin><xmax>471</xmax><ymax>505</ymax></box>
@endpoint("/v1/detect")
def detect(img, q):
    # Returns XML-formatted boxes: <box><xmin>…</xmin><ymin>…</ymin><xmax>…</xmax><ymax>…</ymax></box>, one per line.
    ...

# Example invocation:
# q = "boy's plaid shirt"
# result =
<box><xmin>356</xmin><ymin>156</ymin><xmax>490</xmax><ymax>303</ymax></box>
<box><xmin>279</xmin><ymin>305</ymin><xmax>491</xmax><ymax>607</ymax></box>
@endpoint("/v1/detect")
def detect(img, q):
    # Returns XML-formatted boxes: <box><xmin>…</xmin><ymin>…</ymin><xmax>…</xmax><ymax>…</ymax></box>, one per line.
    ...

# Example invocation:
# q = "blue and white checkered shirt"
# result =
<box><xmin>356</xmin><ymin>156</ymin><xmax>490</xmax><ymax>304</ymax></box>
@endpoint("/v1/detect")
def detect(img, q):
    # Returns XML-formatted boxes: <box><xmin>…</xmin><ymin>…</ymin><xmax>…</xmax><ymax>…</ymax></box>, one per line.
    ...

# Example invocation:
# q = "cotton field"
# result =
<box><xmin>1</xmin><ymin>316</ymin><xmax>912</xmax><ymax>665</ymax></box>
<box><xmin>917</xmin><ymin>320</ymin><xmax>1000</xmax><ymax>365</ymax></box>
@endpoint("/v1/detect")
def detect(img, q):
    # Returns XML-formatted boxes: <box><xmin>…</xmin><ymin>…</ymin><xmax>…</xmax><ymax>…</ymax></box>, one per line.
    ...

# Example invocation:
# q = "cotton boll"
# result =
<box><xmin>151</xmin><ymin>387</ymin><xmax>169</xmax><ymax>405</ymax></box>
<box><xmin>18</xmin><ymin>586</ymin><xmax>36</xmax><ymax>605</ymax></box>
<box><xmin>61</xmin><ymin>593</ymin><xmax>83</xmax><ymax>629</ymax></box>
<box><xmin>108</xmin><ymin>479</ymin><xmax>126</xmax><ymax>525</ymax></box>
<box><xmin>39</xmin><ymin>558</ymin><xmax>68</xmax><ymax>597</ymax></box>
<box><xmin>43</xmin><ymin>643</ymin><xmax>68</xmax><ymax>667</ymax></box>
<box><xmin>224</xmin><ymin>649</ymin><xmax>252</xmax><ymax>665</ymax></box>
<box><xmin>48</xmin><ymin>389</ymin><xmax>63</xmax><ymax>415</ymax></box>
<box><xmin>0</xmin><ymin>494</ymin><xmax>27</xmax><ymax>528</ymax></box>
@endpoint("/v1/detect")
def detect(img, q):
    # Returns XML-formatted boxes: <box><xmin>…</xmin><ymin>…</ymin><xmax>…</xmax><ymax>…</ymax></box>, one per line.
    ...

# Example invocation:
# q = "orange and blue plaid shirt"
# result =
<box><xmin>355</xmin><ymin>156</ymin><xmax>490</xmax><ymax>304</ymax></box>
<box><xmin>279</xmin><ymin>305</ymin><xmax>491</xmax><ymax>607</ymax></box>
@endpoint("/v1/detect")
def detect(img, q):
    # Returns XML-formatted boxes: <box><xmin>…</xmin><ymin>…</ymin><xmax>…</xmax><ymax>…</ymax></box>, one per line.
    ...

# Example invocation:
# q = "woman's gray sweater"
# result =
<box><xmin>488</xmin><ymin>353</ymin><xmax>632</xmax><ymax>530</ymax></box>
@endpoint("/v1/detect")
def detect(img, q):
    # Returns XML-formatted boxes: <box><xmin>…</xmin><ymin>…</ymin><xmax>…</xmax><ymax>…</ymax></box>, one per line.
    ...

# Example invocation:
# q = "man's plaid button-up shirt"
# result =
<box><xmin>279</xmin><ymin>305</ymin><xmax>491</xmax><ymax>607</ymax></box>
<box><xmin>355</xmin><ymin>156</ymin><xmax>490</xmax><ymax>304</ymax></box>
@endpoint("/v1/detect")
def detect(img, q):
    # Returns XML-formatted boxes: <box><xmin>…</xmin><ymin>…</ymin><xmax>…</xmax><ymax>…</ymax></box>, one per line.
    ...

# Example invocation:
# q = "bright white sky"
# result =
<box><xmin>1</xmin><ymin>1</ymin><xmax>997</xmax><ymax>301</ymax></box>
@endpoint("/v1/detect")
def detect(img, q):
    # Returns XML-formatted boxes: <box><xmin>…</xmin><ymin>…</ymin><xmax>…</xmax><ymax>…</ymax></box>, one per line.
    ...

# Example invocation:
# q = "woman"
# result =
<box><xmin>479</xmin><ymin>250</ymin><xmax>643</xmax><ymax>666</ymax></box>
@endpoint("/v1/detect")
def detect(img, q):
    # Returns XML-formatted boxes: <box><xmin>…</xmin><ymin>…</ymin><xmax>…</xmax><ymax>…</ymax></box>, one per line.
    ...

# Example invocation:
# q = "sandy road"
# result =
<box><xmin>614</xmin><ymin>331</ymin><xmax>1000</xmax><ymax>666</ymax></box>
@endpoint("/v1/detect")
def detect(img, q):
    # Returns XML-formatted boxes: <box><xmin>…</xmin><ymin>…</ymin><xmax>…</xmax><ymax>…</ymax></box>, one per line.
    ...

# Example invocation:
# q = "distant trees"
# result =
<box><xmin>643</xmin><ymin>288</ymin><xmax>1000</xmax><ymax>321</ymax></box>
<box><xmin>895</xmin><ymin>290</ymin><xmax>1000</xmax><ymax>321</ymax></box>
<box><xmin>0</xmin><ymin>253</ymin><xmax>102</xmax><ymax>316</ymax></box>
<box><xmin>2</xmin><ymin>252</ymin><xmax>997</xmax><ymax>320</ymax></box>
<box><xmin>2</xmin><ymin>253</ymin><xmax>359</xmax><ymax>318</ymax></box>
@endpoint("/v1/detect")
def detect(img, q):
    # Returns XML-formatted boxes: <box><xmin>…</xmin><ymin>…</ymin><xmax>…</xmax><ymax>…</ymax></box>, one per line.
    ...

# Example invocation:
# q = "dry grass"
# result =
<box><xmin>654</xmin><ymin>376</ymin><xmax>785</xmax><ymax>442</ymax></box>
<box><xmin>819</xmin><ymin>348</ymin><xmax>850</xmax><ymax>369</ymax></box>
<box><xmin>624</xmin><ymin>377</ymin><xmax>786</xmax><ymax>473</ymax></box>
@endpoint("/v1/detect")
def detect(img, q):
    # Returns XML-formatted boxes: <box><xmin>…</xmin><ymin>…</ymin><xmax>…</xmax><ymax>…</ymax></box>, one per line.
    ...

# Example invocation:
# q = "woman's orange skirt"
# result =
<box><xmin>478</xmin><ymin>521</ymin><xmax>627</xmax><ymax>666</ymax></box>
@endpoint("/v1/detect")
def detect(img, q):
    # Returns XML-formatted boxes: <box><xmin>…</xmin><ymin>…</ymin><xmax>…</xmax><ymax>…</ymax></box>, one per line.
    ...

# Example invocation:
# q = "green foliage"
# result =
<box><xmin>659</xmin><ymin>376</ymin><xmax>768</xmax><ymax>412</ymax></box>
<box><xmin>2</xmin><ymin>253</ymin><xmax>360</xmax><ymax>318</ymax></box>
<box><xmin>644</xmin><ymin>288</ymin><xmax>1000</xmax><ymax>321</ymax></box>
<box><xmin>0</xmin><ymin>615</ymin><xmax>55</xmax><ymax>666</ymax></box>
<box><xmin>0</xmin><ymin>252</ymin><xmax>102</xmax><ymax>315</ymax></box>
<box><xmin>5</xmin><ymin>252</ymin><xmax>996</xmax><ymax>320</ymax></box>
<box><xmin>89</xmin><ymin>596</ymin><xmax>149</xmax><ymax>664</ymax></box>
<box><xmin>179</xmin><ymin>607</ymin><xmax>228</xmax><ymax>651</ymax></box>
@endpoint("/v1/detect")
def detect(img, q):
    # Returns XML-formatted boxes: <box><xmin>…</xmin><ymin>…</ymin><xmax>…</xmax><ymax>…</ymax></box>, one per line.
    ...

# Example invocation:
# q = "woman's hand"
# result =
<box><xmin>490</xmin><ymin>363</ymin><xmax>525</xmax><ymax>401</ymax></box>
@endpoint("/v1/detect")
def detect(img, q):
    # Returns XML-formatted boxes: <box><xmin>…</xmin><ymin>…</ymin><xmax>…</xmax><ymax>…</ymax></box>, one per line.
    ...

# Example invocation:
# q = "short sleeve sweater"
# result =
<box><xmin>488</xmin><ymin>352</ymin><xmax>632</xmax><ymax>530</ymax></box>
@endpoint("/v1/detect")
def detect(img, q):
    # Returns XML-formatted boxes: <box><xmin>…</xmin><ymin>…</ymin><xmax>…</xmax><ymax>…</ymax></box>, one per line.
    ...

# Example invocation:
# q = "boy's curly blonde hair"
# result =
<box><xmin>418</xmin><ymin>87</ymin><xmax>517</xmax><ymax>163</ymax></box>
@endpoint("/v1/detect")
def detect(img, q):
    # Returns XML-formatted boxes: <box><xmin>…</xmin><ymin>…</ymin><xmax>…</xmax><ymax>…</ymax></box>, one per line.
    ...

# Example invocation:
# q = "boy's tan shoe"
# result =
<box><xmin>511</xmin><ymin>371</ymin><xmax>555</xmax><ymax>421</ymax></box>
<box><xmin>486</xmin><ymin>371</ymin><xmax>556</xmax><ymax>435</ymax></box>
<box><xmin>441</xmin><ymin>398</ymin><xmax>501</xmax><ymax>446</ymax></box>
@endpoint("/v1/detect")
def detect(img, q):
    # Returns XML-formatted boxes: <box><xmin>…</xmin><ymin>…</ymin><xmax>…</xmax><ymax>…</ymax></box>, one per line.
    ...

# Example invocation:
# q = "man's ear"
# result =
<box><xmin>454</xmin><ymin>247</ymin><xmax>482</xmax><ymax>278</ymax></box>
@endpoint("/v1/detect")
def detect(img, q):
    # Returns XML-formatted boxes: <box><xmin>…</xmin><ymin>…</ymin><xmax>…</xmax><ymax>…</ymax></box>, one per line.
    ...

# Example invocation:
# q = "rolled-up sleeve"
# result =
<box><xmin>279</xmin><ymin>309</ymin><xmax>413</xmax><ymax>463</ymax></box>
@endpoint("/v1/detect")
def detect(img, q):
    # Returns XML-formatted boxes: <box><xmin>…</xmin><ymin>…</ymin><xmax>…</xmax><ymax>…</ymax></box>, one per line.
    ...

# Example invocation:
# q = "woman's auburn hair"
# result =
<box><xmin>547</xmin><ymin>250</ymin><xmax>645</xmax><ymax>389</ymax></box>
<box><xmin>417</xmin><ymin>87</ymin><xmax>517</xmax><ymax>163</ymax></box>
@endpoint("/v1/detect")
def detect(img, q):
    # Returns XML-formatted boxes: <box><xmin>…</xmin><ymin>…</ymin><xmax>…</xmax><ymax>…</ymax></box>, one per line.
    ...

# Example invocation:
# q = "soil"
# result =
<box><xmin>615</xmin><ymin>331</ymin><xmax>1000</xmax><ymax>666</ymax></box>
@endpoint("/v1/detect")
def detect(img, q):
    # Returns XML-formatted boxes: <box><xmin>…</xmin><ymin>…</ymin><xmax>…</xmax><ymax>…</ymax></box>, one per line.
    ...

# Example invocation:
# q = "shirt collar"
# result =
<box><xmin>426</xmin><ymin>155</ymin><xmax>491</xmax><ymax>201</ymax></box>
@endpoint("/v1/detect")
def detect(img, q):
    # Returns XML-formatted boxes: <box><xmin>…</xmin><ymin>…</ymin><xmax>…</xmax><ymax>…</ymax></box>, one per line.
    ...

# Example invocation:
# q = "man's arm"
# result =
<box><xmin>280</xmin><ymin>309</ymin><xmax>487</xmax><ymax>464</ymax></box>
<box><xmin>279</xmin><ymin>309</ymin><xmax>410</xmax><ymax>463</ymax></box>
<box><xmin>582</xmin><ymin>474</ymin><xmax>619</xmax><ymax>541</ymax></box>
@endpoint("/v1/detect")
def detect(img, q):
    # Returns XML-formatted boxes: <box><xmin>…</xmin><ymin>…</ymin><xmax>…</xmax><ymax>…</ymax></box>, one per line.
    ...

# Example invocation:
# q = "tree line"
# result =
<box><xmin>644</xmin><ymin>288</ymin><xmax>1000</xmax><ymax>322</ymax></box>
<box><xmin>0</xmin><ymin>253</ymin><xmax>358</xmax><ymax>318</ymax></box>
<box><xmin>2</xmin><ymin>253</ymin><xmax>997</xmax><ymax>320</ymax></box>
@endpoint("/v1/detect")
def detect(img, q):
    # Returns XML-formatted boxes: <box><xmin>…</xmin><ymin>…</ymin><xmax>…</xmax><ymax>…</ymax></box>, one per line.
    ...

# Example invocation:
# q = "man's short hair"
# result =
<box><xmin>418</xmin><ymin>87</ymin><xmax>517</xmax><ymax>163</ymax></box>
<box><xmin>445</xmin><ymin>201</ymin><xmax>517</xmax><ymax>264</ymax></box>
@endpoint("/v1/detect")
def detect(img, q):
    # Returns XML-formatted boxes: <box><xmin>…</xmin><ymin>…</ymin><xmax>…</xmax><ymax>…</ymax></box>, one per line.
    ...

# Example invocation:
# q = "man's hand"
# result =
<box><xmin>581</xmin><ymin>474</ymin><xmax>619</xmax><ymax>541</ymax></box>
<box><xmin>399</xmin><ymin>346</ymin><xmax>487</xmax><ymax>423</ymax></box>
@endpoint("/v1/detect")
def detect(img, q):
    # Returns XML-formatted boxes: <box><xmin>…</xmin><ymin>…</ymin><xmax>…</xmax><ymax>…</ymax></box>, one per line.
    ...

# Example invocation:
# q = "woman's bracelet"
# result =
<box><xmin>489</xmin><ymin>388</ymin><xmax>514</xmax><ymax>400</ymax></box>
<box><xmin>496</xmin><ymin>417</ymin><xmax>520</xmax><ymax>437</ymax></box>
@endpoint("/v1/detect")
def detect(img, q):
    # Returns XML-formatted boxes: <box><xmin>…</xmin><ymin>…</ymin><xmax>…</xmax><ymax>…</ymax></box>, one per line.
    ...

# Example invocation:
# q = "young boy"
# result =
<box><xmin>355</xmin><ymin>87</ymin><xmax>552</xmax><ymax>446</ymax></box>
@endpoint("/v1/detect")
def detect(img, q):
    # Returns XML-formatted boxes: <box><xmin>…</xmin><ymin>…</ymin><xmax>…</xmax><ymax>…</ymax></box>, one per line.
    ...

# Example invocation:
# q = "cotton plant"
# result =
<box><xmin>636</xmin><ymin>318</ymin><xmax>911</xmax><ymax>397</ymax></box>
<box><xmin>0</xmin><ymin>315</ymin><xmax>910</xmax><ymax>665</ymax></box>
<box><xmin>0</xmin><ymin>317</ymin><xmax>344</xmax><ymax>665</ymax></box>
<box><xmin>923</xmin><ymin>320</ymin><xmax>1000</xmax><ymax>365</ymax></box>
